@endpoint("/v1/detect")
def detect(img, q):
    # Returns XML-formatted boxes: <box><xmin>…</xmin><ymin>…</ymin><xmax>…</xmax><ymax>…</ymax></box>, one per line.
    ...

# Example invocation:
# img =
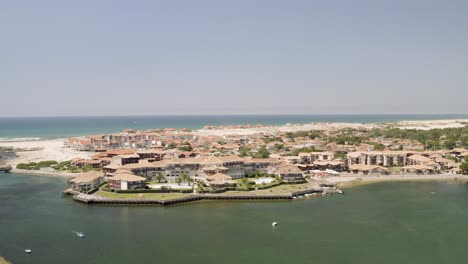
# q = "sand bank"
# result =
<box><xmin>196</xmin><ymin>119</ymin><xmax>468</xmax><ymax>136</ymax></box>
<box><xmin>326</xmin><ymin>174</ymin><xmax>468</xmax><ymax>188</ymax></box>
<box><xmin>0</xmin><ymin>256</ymin><xmax>12</xmax><ymax>264</ymax></box>
<box><xmin>11</xmin><ymin>168</ymin><xmax>77</xmax><ymax>178</ymax></box>
<box><xmin>0</xmin><ymin>139</ymin><xmax>93</xmax><ymax>167</ymax></box>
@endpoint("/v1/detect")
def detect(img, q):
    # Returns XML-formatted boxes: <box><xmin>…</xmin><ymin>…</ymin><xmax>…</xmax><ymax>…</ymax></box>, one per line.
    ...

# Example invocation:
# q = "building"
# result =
<box><xmin>277</xmin><ymin>166</ymin><xmax>304</xmax><ymax>181</ymax></box>
<box><xmin>349</xmin><ymin>164</ymin><xmax>388</xmax><ymax>175</ymax></box>
<box><xmin>69</xmin><ymin>171</ymin><xmax>104</xmax><ymax>192</ymax></box>
<box><xmin>401</xmin><ymin>164</ymin><xmax>435</xmax><ymax>174</ymax></box>
<box><xmin>200</xmin><ymin>156</ymin><xmax>246</xmax><ymax>179</ymax></box>
<box><xmin>119</xmin><ymin>160</ymin><xmax>163</xmax><ymax>179</ymax></box>
<box><xmin>312</xmin><ymin>160</ymin><xmax>347</xmax><ymax>172</ymax></box>
<box><xmin>406</xmin><ymin>154</ymin><xmax>440</xmax><ymax>170</ymax></box>
<box><xmin>112</xmin><ymin>154</ymin><xmax>140</xmax><ymax>166</ymax></box>
<box><xmin>108</xmin><ymin>171</ymin><xmax>146</xmax><ymax>190</ymax></box>
<box><xmin>206</xmin><ymin>173</ymin><xmax>237</xmax><ymax>188</ymax></box>
<box><xmin>71</xmin><ymin>159</ymin><xmax>103</xmax><ymax>169</ymax></box>
<box><xmin>347</xmin><ymin>151</ymin><xmax>409</xmax><ymax>167</ymax></box>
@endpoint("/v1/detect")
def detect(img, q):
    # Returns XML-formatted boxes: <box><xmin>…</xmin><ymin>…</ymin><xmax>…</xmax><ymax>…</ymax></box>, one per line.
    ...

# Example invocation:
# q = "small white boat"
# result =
<box><xmin>73</xmin><ymin>231</ymin><xmax>85</xmax><ymax>238</ymax></box>
<box><xmin>25</xmin><ymin>249</ymin><xmax>32</xmax><ymax>254</ymax></box>
<box><xmin>337</xmin><ymin>189</ymin><xmax>344</xmax><ymax>194</ymax></box>
<box><xmin>272</xmin><ymin>222</ymin><xmax>278</xmax><ymax>227</ymax></box>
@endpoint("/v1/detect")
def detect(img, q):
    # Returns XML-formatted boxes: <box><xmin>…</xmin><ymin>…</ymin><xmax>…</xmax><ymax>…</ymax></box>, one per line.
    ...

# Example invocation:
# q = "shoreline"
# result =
<box><xmin>0</xmin><ymin>256</ymin><xmax>12</xmax><ymax>264</ymax></box>
<box><xmin>10</xmin><ymin>168</ymin><xmax>76</xmax><ymax>179</ymax></box>
<box><xmin>329</xmin><ymin>174</ymin><xmax>468</xmax><ymax>189</ymax></box>
<box><xmin>64</xmin><ymin>174</ymin><xmax>468</xmax><ymax>206</ymax></box>
<box><xmin>0</xmin><ymin>138</ymin><xmax>94</xmax><ymax>168</ymax></box>
<box><xmin>0</xmin><ymin>118</ymin><xmax>466</xmax><ymax>167</ymax></box>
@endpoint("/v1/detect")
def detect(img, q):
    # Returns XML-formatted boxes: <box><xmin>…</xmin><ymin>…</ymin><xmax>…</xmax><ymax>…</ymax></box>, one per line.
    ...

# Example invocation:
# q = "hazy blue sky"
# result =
<box><xmin>1</xmin><ymin>0</ymin><xmax>467</xmax><ymax>116</ymax></box>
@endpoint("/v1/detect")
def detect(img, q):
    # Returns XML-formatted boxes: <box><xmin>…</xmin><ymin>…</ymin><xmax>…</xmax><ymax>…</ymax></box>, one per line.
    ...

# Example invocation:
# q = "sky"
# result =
<box><xmin>1</xmin><ymin>0</ymin><xmax>467</xmax><ymax>117</ymax></box>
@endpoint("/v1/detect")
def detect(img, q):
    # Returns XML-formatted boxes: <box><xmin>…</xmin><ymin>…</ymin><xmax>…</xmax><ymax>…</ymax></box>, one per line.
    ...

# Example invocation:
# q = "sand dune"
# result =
<box><xmin>196</xmin><ymin>119</ymin><xmax>468</xmax><ymax>136</ymax></box>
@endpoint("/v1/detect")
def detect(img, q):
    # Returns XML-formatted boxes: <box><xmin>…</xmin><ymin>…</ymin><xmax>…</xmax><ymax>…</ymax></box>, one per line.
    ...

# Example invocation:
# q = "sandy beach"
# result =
<box><xmin>196</xmin><ymin>119</ymin><xmax>468</xmax><ymax>136</ymax></box>
<box><xmin>0</xmin><ymin>139</ymin><xmax>93</xmax><ymax>167</ymax></box>
<box><xmin>324</xmin><ymin>174</ymin><xmax>468</xmax><ymax>188</ymax></box>
<box><xmin>0</xmin><ymin>256</ymin><xmax>11</xmax><ymax>264</ymax></box>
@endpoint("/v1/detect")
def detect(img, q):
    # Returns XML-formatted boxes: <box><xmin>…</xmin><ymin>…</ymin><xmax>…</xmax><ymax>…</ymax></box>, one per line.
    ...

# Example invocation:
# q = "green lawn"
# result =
<box><xmin>388</xmin><ymin>166</ymin><xmax>402</xmax><ymax>172</ymax></box>
<box><xmin>94</xmin><ymin>190</ymin><xmax>189</xmax><ymax>200</ymax></box>
<box><xmin>224</xmin><ymin>183</ymin><xmax>311</xmax><ymax>195</ymax></box>
<box><xmin>94</xmin><ymin>182</ymin><xmax>312</xmax><ymax>199</ymax></box>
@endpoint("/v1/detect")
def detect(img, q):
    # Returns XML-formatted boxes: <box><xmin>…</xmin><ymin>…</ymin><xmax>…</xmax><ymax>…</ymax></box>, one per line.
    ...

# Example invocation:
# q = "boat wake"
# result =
<box><xmin>72</xmin><ymin>231</ymin><xmax>85</xmax><ymax>238</ymax></box>
<box><xmin>0</xmin><ymin>137</ymin><xmax>41</xmax><ymax>143</ymax></box>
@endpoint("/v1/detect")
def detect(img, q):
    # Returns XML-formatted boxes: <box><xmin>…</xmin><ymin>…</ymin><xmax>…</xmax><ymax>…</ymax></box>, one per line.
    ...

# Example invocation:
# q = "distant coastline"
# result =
<box><xmin>1</xmin><ymin>114</ymin><xmax>467</xmax><ymax>141</ymax></box>
<box><xmin>1</xmin><ymin>118</ymin><xmax>467</xmax><ymax>170</ymax></box>
<box><xmin>0</xmin><ymin>115</ymin><xmax>467</xmax><ymax>208</ymax></box>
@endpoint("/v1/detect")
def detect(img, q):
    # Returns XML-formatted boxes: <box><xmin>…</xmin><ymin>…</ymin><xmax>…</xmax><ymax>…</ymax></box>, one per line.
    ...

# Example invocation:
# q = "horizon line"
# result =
<box><xmin>1</xmin><ymin>113</ymin><xmax>468</xmax><ymax>118</ymax></box>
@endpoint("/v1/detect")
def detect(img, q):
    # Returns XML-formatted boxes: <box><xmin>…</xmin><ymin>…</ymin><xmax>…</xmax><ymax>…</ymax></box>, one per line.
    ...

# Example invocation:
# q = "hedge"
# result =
<box><xmin>249</xmin><ymin>181</ymin><xmax>281</xmax><ymax>190</ymax></box>
<box><xmin>113</xmin><ymin>188</ymin><xmax>193</xmax><ymax>194</ymax></box>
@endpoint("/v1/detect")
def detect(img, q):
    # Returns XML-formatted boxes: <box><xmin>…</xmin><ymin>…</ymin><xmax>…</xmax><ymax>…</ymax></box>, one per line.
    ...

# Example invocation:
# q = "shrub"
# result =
<box><xmin>235</xmin><ymin>187</ymin><xmax>250</xmax><ymax>192</ymax></box>
<box><xmin>113</xmin><ymin>188</ymin><xmax>192</xmax><ymax>194</ymax></box>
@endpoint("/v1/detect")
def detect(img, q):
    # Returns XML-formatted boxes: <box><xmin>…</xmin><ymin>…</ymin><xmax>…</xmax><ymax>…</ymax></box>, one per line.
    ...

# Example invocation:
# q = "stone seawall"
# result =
<box><xmin>69</xmin><ymin>189</ymin><xmax>325</xmax><ymax>206</ymax></box>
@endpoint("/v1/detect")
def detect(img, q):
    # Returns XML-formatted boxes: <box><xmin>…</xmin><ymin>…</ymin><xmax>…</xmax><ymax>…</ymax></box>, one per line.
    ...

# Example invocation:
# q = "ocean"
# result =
<box><xmin>1</xmin><ymin>173</ymin><xmax>468</xmax><ymax>264</ymax></box>
<box><xmin>0</xmin><ymin>114</ymin><xmax>467</xmax><ymax>141</ymax></box>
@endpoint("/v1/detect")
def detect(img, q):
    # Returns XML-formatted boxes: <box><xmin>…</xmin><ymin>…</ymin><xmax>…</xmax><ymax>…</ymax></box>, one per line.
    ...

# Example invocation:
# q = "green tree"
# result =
<box><xmin>179</xmin><ymin>173</ymin><xmax>191</xmax><ymax>185</ymax></box>
<box><xmin>253</xmin><ymin>145</ymin><xmax>270</xmax><ymax>158</ymax></box>
<box><xmin>155</xmin><ymin>172</ymin><xmax>166</xmax><ymax>183</ymax></box>
<box><xmin>373</xmin><ymin>143</ymin><xmax>385</xmax><ymax>151</ymax></box>
<box><xmin>239</xmin><ymin>146</ymin><xmax>251</xmax><ymax>157</ymax></box>
<box><xmin>164</xmin><ymin>143</ymin><xmax>177</xmax><ymax>150</ymax></box>
<box><xmin>461</xmin><ymin>156</ymin><xmax>468</xmax><ymax>175</ymax></box>
<box><xmin>272</xmin><ymin>143</ymin><xmax>284</xmax><ymax>152</ymax></box>
<box><xmin>334</xmin><ymin>152</ymin><xmax>347</xmax><ymax>160</ymax></box>
<box><xmin>443</xmin><ymin>140</ymin><xmax>456</xmax><ymax>150</ymax></box>
<box><xmin>178</xmin><ymin>142</ymin><xmax>192</xmax><ymax>151</ymax></box>
<box><xmin>175</xmin><ymin>176</ymin><xmax>182</xmax><ymax>186</ymax></box>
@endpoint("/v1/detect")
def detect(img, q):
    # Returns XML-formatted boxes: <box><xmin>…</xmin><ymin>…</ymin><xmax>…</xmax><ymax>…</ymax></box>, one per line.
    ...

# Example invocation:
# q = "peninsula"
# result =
<box><xmin>1</xmin><ymin>119</ymin><xmax>468</xmax><ymax>205</ymax></box>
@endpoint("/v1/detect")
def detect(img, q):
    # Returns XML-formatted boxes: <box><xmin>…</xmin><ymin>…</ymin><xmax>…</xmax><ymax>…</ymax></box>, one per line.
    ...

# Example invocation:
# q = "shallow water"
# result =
<box><xmin>2</xmin><ymin>173</ymin><xmax>468</xmax><ymax>263</ymax></box>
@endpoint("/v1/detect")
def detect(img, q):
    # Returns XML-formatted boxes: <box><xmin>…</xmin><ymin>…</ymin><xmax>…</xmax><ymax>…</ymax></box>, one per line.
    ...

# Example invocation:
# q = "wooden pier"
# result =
<box><xmin>68</xmin><ymin>188</ymin><xmax>326</xmax><ymax>206</ymax></box>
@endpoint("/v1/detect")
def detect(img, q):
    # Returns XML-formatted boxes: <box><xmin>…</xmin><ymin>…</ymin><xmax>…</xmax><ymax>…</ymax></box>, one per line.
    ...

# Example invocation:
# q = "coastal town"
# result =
<box><xmin>1</xmin><ymin>119</ymin><xmax>468</xmax><ymax>205</ymax></box>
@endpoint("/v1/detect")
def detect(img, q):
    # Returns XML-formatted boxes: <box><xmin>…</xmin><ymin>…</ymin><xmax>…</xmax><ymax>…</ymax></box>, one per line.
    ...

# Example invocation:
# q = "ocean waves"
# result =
<box><xmin>0</xmin><ymin>137</ymin><xmax>41</xmax><ymax>143</ymax></box>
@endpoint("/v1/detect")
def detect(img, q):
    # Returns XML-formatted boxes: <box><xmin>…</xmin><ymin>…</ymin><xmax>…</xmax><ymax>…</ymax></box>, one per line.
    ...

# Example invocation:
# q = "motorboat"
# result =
<box><xmin>73</xmin><ymin>231</ymin><xmax>85</xmax><ymax>238</ymax></box>
<box><xmin>272</xmin><ymin>222</ymin><xmax>279</xmax><ymax>227</ymax></box>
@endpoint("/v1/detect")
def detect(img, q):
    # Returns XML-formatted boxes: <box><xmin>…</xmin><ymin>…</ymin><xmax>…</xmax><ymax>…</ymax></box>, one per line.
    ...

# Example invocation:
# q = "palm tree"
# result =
<box><xmin>155</xmin><ymin>172</ymin><xmax>166</xmax><ymax>183</ymax></box>
<box><xmin>175</xmin><ymin>176</ymin><xmax>182</xmax><ymax>186</ymax></box>
<box><xmin>180</xmin><ymin>173</ymin><xmax>190</xmax><ymax>185</ymax></box>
